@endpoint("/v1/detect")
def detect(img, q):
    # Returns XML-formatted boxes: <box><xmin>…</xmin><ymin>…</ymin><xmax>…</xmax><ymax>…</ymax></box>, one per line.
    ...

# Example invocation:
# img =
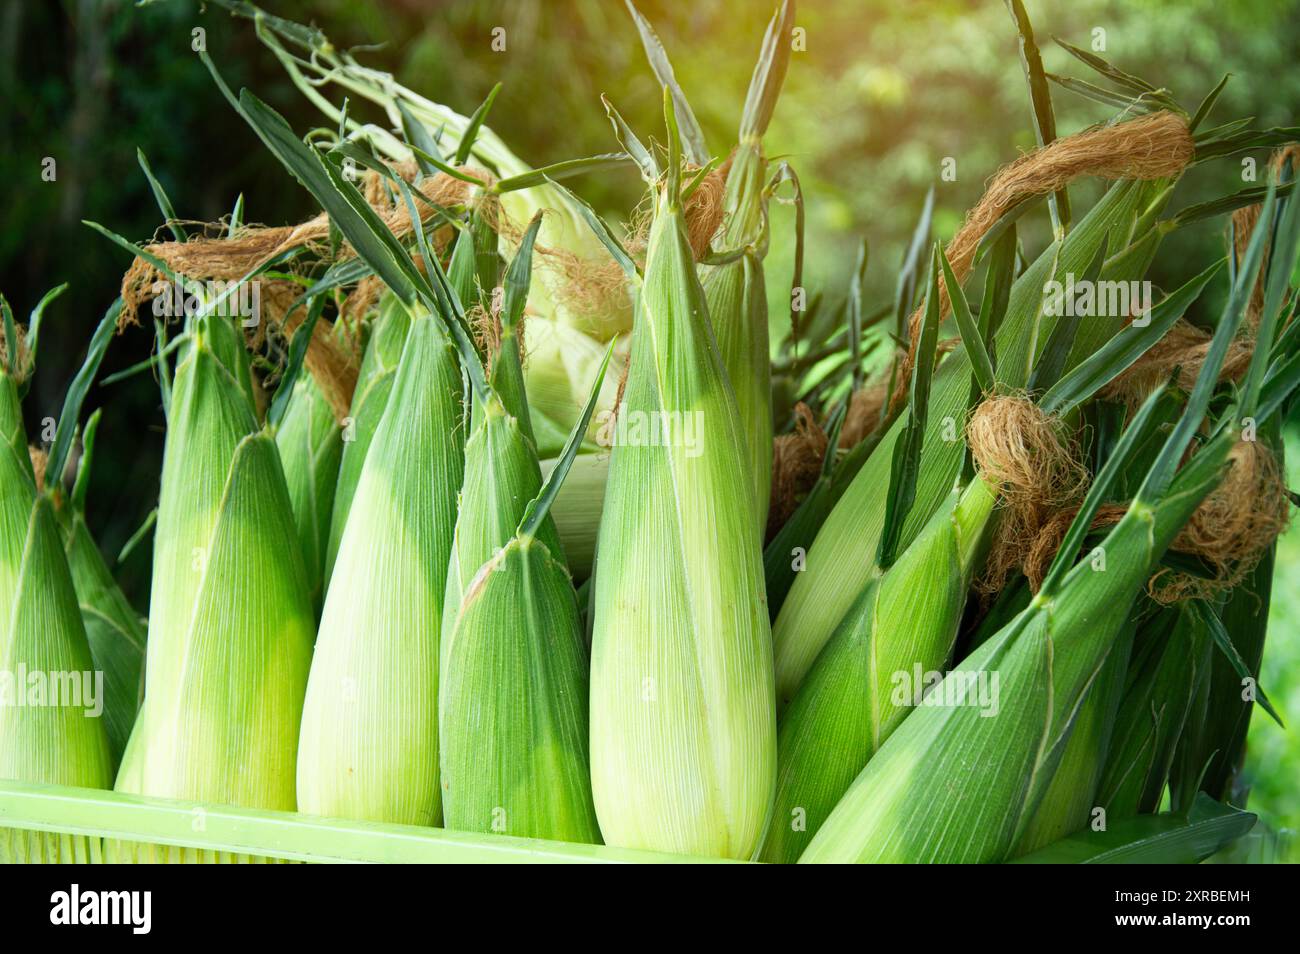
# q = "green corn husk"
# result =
<box><xmin>275</xmin><ymin>372</ymin><xmax>342</xmax><ymax>610</ymax></box>
<box><xmin>763</xmin><ymin>412</ymin><xmax>875</xmax><ymax>620</ymax></box>
<box><xmin>441</xmin><ymin>532</ymin><xmax>600</xmax><ymax>843</ymax></box>
<box><xmin>1179</xmin><ymin>468</ymin><xmax>1279</xmax><ymax>802</ymax></box>
<box><xmin>800</xmin><ymin>440</ymin><xmax>1234</xmax><ymax>863</ymax></box>
<box><xmin>296</xmin><ymin>313</ymin><xmax>465</xmax><ymax>826</ymax></box>
<box><xmin>523</xmin><ymin>317</ymin><xmax>624</xmax><ymax>457</ymax></box>
<box><xmin>759</xmin><ymin>228</ymin><xmax>1202</xmax><ymax>861</ymax></box>
<box><xmin>539</xmin><ymin>451</ymin><xmax>607</xmax><ymax>582</ymax></box>
<box><xmin>760</xmin><ymin>477</ymin><xmax>995</xmax><ymax>863</ymax></box>
<box><xmin>1013</xmin><ymin>611</ymin><xmax>1133</xmax><ymax>853</ymax></box>
<box><xmin>1096</xmin><ymin>602</ymin><xmax>1213</xmax><ymax>819</ymax></box>
<box><xmin>60</xmin><ymin>514</ymin><xmax>144</xmax><ymax>771</ymax></box>
<box><xmin>54</xmin><ymin>412</ymin><xmax>145</xmax><ymax>771</ymax></box>
<box><xmin>439</xmin><ymin>341</ymin><xmax>610</xmax><ymax>843</ymax></box>
<box><xmin>772</xmin><ymin>179</ymin><xmax>1158</xmax><ymax>705</ymax></box>
<box><xmin>325</xmin><ymin>293</ymin><xmax>411</xmax><ymax>584</ymax></box>
<box><xmin>589</xmin><ymin>100</ymin><xmax>775</xmax><ymax>860</ymax></box>
<box><xmin>0</xmin><ymin>373</ymin><xmax>114</xmax><ymax>836</ymax></box>
<box><xmin>799</xmin><ymin>182</ymin><xmax>1287</xmax><ymax>863</ymax></box>
<box><xmin>630</xmin><ymin>0</ymin><xmax>793</xmax><ymax>534</ymax></box>
<box><xmin>114</xmin><ymin>315</ymin><xmax>314</xmax><ymax>824</ymax></box>
<box><xmin>441</xmin><ymin>215</ymin><xmax>563</xmax><ymax>663</ymax></box>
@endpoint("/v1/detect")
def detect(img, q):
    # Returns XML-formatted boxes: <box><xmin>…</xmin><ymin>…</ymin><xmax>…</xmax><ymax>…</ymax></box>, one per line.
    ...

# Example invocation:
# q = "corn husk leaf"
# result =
<box><xmin>326</xmin><ymin>293</ymin><xmax>411</xmax><ymax>583</ymax></box>
<box><xmin>439</xmin><ymin>347</ymin><xmax>611</xmax><ymax>842</ymax></box>
<box><xmin>297</xmin><ymin>315</ymin><xmax>465</xmax><ymax>825</ymax></box>
<box><xmin>589</xmin><ymin>97</ymin><xmax>775</xmax><ymax>859</ymax></box>
<box><xmin>276</xmin><ymin>373</ymin><xmax>342</xmax><ymax>610</ymax></box>
<box><xmin>116</xmin><ymin>315</ymin><xmax>314</xmax><ymax>814</ymax></box>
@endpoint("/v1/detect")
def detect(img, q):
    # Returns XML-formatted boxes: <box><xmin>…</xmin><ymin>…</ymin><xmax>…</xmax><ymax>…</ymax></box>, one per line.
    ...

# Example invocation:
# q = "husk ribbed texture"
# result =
<box><xmin>441</xmin><ymin>534</ymin><xmax>599</xmax><ymax>842</ymax></box>
<box><xmin>276</xmin><ymin>373</ymin><xmax>342</xmax><ymax>610</ymax></box>
<box><xmin>61</xmin><ymin>514</ymin><xmax>145</xmax><ymax>771</ymax></box>
<box><xmin>801</xmin><ymin>433</ymin><xmax>1233</xmax><ymax>863</ymax></box>
<box><xmin>761</xmin><ymin>477</ymin><xmax>995</xmax><ymax>863</ymax></box>
<box><xmin>115</xmin><ymin>316</ymin><xmax>314</xmax><ymax>813</ymax></box>
<box><xmin>325</xmin><ymin>295</ymin><xmax>412</xmax><ymax>585</ymax></box>
<box><xmin>297</xmin><ymin>315</ymin><xmax>464</xmax><ymax>826</ymax></box>
<box><xmin>589</xmin><ymin>182</ymin><xmax>775</xmax><ymax>860</ymax></box>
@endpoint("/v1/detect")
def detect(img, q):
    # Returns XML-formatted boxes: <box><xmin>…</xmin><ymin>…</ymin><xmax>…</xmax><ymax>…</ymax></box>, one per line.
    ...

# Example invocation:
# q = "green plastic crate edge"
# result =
<box><xmin>0</xmin><ymin>780</ymin><xmax>739</xmax><ymax>864</ymax></box>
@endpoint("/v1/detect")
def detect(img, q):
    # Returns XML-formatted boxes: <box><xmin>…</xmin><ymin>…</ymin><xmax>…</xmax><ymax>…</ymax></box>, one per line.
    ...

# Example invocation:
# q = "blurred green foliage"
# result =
<box><xmin>0</xmin><ymin>0</ymin><xmax>1296</xmax><ymax>839</ymax></box>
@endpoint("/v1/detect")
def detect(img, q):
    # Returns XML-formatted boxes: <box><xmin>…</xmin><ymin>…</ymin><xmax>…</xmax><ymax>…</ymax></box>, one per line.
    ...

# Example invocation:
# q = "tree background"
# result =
<box><xmin>1</xmin><ymin>0</ymin><xmax>1296</xmax><ymax>846</ymax></box>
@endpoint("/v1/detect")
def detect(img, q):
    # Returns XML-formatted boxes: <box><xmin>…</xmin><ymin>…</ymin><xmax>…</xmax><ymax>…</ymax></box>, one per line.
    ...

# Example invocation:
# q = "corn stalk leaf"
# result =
<box><xmin>1192</xmin><ymin>601</ymin><xmax>1283</xmax><ymax>728</ymax></box>
<box><xmin>136</xmin><ymin>149</ymin><xmax>186</xmax><ymax>241</ymax></box>
<box><xmin>1168</xmin><ymin>182</ymin><xmax>1295</xmax><ymax>230</ymax></box>
<box><xmin>45</xmin><ymin>300</ymin><xmax>122</xmax><ymax>491</ymax></box>
<box><xmin>1011</xmin><ymin>793</ymin><xmax>1255</xmax><ymax>863</ymax></box>
<box><xmin>519</xmin><ymin>341</ymin><xmax>615</xmax><ymax>538</ymax></box>
<box><xmin>1028</xmin><ymin>242</ymin><xmax>1107</xmax><ymax>395</ymax></box>
<box><xmin>847</xmin><ymin>239</ymin><xmax>868</xmax><ymax>392</ymax></box>
<box><xmin>894</xmin><ymin>186</ymin><xmax>935</xmax><ymax>338</ymax></box>
<box><xmin>1038</xmin><ymin>381</ymin><xmax>1172</xmax><ymax>597</ymax></box>
<box><xmin>396</xmin><ymin>98</ymin><xmax>443</xmax><ymax>175</ymax></box>
<box><xmin>739</xmin><ymin>0</ymin><xmax>795</xmax><ymax>141</ymax></box>
<box><xmin>266</xmin><ymin>295</ymin><xmax>326</xmax><ymax>430</ymax></box>
<box><xmin>624</xmin><ymin>0</ymin><xmax>708</xmax><ymax>166</ymax></box>
<box><xmin>940</xmin><ymin>246</ymin><xmax>992</xmax><ymax>394</ymax></box>
<box><xmin>1046</xmin><ymin>73</ymin><xmax>1162</xmax><ymax>113</ymax></box>
<box><xmin>1039</xmin><ymin>259</ymin><xmax>1223</xmax><ymax>415</ymax></box>
<box><xmin>1051</xmin><ymin>35</ymin><xmax>1159</xmax><ymax>94</ymax></box>
<box><xmin>602</xmin><ymin>95</ymin><xmax>659</xmax><ymax>182</ymax></box>
<box><xmin>1188</xmin><ymin>74</ymin><xmax>1231</xmax><ymax>133</ymax></box>
<box><xmin>1008</xmin><ymin>2</ymin><xmax>1069</xmax><ymax>234</ymax></box>
<box><xmin>70</xmin><ymin>408</ymin><xmax>100</xmax><ymax>513</ymax></box>
<box><xmin>495</xmin><ymin>153</ymin><xmax>632</xmax><ymax>193</ymax></box>
<box><xmin>1193</xmin><ymin>126</ymin><xmax>1300</xmax><ymax>163</ymax></box>
<box><xmin>549</xmin><ymin>177</ymin><xmax>640</xmax><ymax>279</ymax></box>
<box><xmin>22</xmin><ymin>282</ymin><xmax>68</xmax><ymax>377</ymax></box>
<box><xmin>454</xmin><ymin>83</ymin><xmax>502</xmax><ymax>166</ymax></box>
<box><xmin>876</xmin><ymin>246</ymin><xmax>940</xmax><ymax>570</ymax></box>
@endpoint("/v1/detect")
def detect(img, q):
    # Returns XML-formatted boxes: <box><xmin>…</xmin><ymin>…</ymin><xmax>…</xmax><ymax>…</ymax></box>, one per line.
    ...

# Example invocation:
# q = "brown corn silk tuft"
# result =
<box><xmin>1022</xmin><ymin>443</ymin><xmax>1289</xmax><ymax>601</ymax></box>
<box><xmin>768</xmin><ymin>402</ymin><xmax>829</xmax><ymax>537</ymax></box>
<box><xmin>890</xmin><ymin>111</ymin><xmax>1196</xmax><ymax>412</ymax></box>
<box><xmin>549</xmin><ymin>160</ymin><xmax>729</xmax><ymax>326</ymax></box>
<box><xmin>27</xmin><ymin>446</ymin><xmax>48</xmax><ymax>494</ymax></box>
<box><xmin>967</xmin><ymin>394</ymin><xmax>1088</xmax><ymax>595</ymax></box>
<box><xmin>115</xmin><ymin>164</ymin><xmax>488</xmax><ymax>417</ymax></box>
<box><xmin>1102</xmin><ymin>320</ymin><xmax>1254</xmax><ymax>406</ymax></box>
<box><xmin>840</xmin><ymin>374</ymin><xmax>892</xmax><ymax>450</ymax></box>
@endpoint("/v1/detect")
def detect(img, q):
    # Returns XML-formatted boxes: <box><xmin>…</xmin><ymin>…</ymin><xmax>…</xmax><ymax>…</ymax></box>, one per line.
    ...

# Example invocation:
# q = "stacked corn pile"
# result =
<box><xmin>4</xmin><ymin>0</ymin><xmax>1298</xmax><ymax>866</ymax></box>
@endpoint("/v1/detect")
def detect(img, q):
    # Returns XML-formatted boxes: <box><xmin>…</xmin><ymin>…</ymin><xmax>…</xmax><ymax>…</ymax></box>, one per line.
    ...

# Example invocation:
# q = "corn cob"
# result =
<box><xmin>115</xmin><ymin>314</ymin><xmax>314</xmax><ymax>820</ymax></box>
<box><xmin>54</xmin><ymin>410</ymin><xmax>145</xmax><ymax>771</ymax></box>
<box><xmin>325</xmin><ymin>293</ymin><xmax>411</xmax><ymax>584</ymax></box>
<box><xmin>441</xmin><ymin>216</ymin><xmax>559</xmax><ymax>649</ymax></box>
<box><xmin>440</xmin><ymin>334</ymin><xmax>611</xmax><ymax>842</ymax></box>
<box><xmin>589</xmin><ymin>96</ymin><xmax>775</xmax><ymax>859</ymax></box>
<box><xmin>0</xmin><ymin>361</ymin><xmax>113</xmax><ymax>789</ymax></box>
<box><xmin>275</xmin><ymin>373</ymin><xmax>342</xmax><ymax>610</ymax></box>
<box><xmin>1013</xmin><ymin>612</ymin><xmax>1133</xmax><ymax>853</ymax></box>
<box><xmin>759</xmin><ymin>235</ymin><xmax>1208</xmax><ymax>861</ymax></box>
<box><xmin>296</xmin><ymin>312</ymin><xmax>464</xmax><ymax>825</ymax></box>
